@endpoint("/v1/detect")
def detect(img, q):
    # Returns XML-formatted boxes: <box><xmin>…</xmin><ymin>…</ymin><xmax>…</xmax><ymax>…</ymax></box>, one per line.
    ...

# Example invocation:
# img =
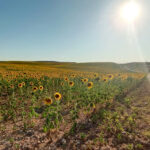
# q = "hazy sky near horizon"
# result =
<box><xmin>0</xmin><ymin>0</ymin><xmax>150</xmax><ymax>63</ymax></box>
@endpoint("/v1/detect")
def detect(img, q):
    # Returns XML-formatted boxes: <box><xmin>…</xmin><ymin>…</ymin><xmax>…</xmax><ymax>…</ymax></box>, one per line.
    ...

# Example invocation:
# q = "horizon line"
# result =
<box><xmin>0</xmin><ymin>60</ymin><xmax>149</xmax><ymax>64</ymax></box>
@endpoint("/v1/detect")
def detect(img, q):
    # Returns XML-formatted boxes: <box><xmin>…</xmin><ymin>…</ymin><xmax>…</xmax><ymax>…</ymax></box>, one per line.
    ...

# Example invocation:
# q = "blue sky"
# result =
<box><xmin>0</xmin><ymin>0</ymin><xmax>150</xmax><ymax>63</ymax></box>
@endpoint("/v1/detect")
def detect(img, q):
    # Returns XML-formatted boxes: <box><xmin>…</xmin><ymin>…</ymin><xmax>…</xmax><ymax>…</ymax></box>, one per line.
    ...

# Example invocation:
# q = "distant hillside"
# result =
<box><xmin>0</xmin><ymin>61</ymin><xmax>149</xmax><ymax>73</ymax></box>
<box><xmin>121</xmin><ymin>62</ymin><xmax>149</xmax><ymax>73</ymax></box>
<box><xmin>58</xmin><ymin>62</ymin><xmax>125</xmax><ymax>73</ymax></box>
<box><xmin>58</xmin><ymin>62</ymin><xmax>150</xmax><ymax>73</ymax></box>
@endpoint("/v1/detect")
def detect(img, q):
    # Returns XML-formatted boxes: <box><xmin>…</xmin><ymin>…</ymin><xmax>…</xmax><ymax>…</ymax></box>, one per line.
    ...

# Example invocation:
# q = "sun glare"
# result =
<box><xmin>121</xmin><ymin>1</ymin><xmax>140</xmax><ymax>23</ymax></box>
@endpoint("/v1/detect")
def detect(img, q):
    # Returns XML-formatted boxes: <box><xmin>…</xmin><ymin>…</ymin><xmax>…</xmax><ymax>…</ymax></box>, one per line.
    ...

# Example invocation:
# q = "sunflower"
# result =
<box><xmin>10</xmin><ymin>84</ymin><xmax>14</xmax><ymax>89</ymax></box>
<box><xmin>103</xmin><ymin>78</ymin><xmax>108</xmax><ymax>82</ymax></box>
<box><xmin>121</xmin><ymin>75</ymin><xmax>128</xmax><ymax>80</ymax></box>
<box><xmin>43</xmin><ymin>98</ymin><xmax>53</xmax><ymax>105</ymax></box>
<box><xmin>69</xmin><ymin>81</ymin><xmax>74</xmax><ymax>87</ymax></box>
<box><xmin>30</xmin><ymin>82</ymin><xmax>34</xmax><ymax>86</ymax></box>
<box><xmin>94</xmin><ymin>73</ymin><xmax>98</xmax><ymax>77</ymax></box>
<box><xmin>87</xmin><ymin>82</ymin><xmax>93</xmax><ymax>89</ymax></box>
<box><xmin>95</xmin><ymin>77</ymin><xmax>100</xmax><ymax>81</ymax></box>
<box><xmin>33</xmin><ymin>86</ymin><xmax>38</xmax><ymax>92</ymax></box>
<box><xmin>54</xmin><ymin>92</ymin><xmax>62</xmax><ymax>101</ymax></box>
<box><xmin>64</xmin><ymin>77</ymin><xmax>68</xmax><ymax>81</ymax></box>
<box><xmin>39</xmin><ymin>85</ymin><xmax>43</xmax><ymax>91</ymax></box>
<box><xmin>22</xmin><ymin>82</ymin><xmax>25</xmax><ymax>86</ymax></box>
<box><xmin>18</xmin><ymin>83</ymin><xmax>23</xmax><ymax>88</ymax></box>
<box><xmin>71</xmin><ymin>74</ymin><xmax>75</xmax><ymax>78</ymax></box>
<box><xmin>83</xmin><ymin>78</ymin><xmax>88</xmax><ymax>83</ymax></box>
<box><xmin>61</xmin><ymin>82</ymin><xmax>64</xmax><ymax>86</ymax></box>
<box><xmin>108</xmin><ymin>74</ymin><xmax>113</xmax><ymax>80</ymax></box>
<box><xmin>118</xmin><ymin>73</ymin><xmax>121</xmax><ymax>77</ymax></box>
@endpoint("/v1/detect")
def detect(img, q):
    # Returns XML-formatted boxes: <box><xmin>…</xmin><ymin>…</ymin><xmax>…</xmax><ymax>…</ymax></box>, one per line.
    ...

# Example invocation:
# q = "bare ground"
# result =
<box><xmin>0</xmin><ymin>79</ymin><xmax>150</xmax><ymax>150</ymax></box>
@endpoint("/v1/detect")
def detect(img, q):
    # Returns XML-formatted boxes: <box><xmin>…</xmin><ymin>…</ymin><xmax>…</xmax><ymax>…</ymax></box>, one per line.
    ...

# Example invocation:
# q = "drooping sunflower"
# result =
<box><xmin>61</xmin><ymin>82</ymin><xmax>64</xmax><ymax>86</ymax></box>
<box><xmin>18</xmin><ymin>83</ymin><xmax>23</xmax><ymax>88</ymax></box>
<box><xmin>94</xmin><ymin>73</ymin><xmax>98</xmax><ymax>78</ymax></box>
<box><xmin>95</xmin><ymin>77</ymin><xmax>100</xmax><ymax>82</ymax></box>
<box><xmin>90</xmin><ymin>103</ymin><xmax>96</xmax><ymax>109</ymax></box>
<box><xmin>22</xmin><ymin>82</ymin><xmax>25</xmax><ymax>86</ymax></box>
<box><xmin>43</xmin><ymin>98</ymin><xmax>53</xmax><ymax>105</ymax></box>
<box><xmin>10</xmin><ymin>84</ymin><xmax>14</xmax><ymax>89</ymax></box>
<box><xmin>30</xmin><ymin>82</ymin><xmax>34</xmax><ymax>86</ymax></box>
<box><xmin>87</xmin><ymin>82</ymin><xmax>93</xmax><ymax>89</ymax></box>
<box><xmin>54</xmin><ymin>92</ymin><xmax>62</xmax><ymax>101</ymax></box>
<box><xmin>93</xmin><ymin>104</ymin><xmax>96</xmax><ymax>109</ymax></box>
<box><xmin>39</xmin><ymin>85</ymin><xmax>43</xmax><ymax>91</ymax></box>
<box><xmin>69</xmin><ymin>81</ymin><xmax>74</xmax><ymax>87</ymax></box>
<box><xmin>33</xmin><ymin>86</ymin><xmax>38</xmax><ymax>92</ymax></box>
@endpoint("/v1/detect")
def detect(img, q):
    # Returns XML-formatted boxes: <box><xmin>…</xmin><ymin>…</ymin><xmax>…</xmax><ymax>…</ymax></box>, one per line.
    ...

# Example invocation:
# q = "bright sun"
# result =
<box><xmin>121</xmin><ymin>1</ymin><xmax>140</xmax><ymax>23</ymax></box>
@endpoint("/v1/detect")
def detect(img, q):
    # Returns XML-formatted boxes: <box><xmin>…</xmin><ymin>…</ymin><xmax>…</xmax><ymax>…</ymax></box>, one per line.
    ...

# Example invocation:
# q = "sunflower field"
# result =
<box><xmin>0</xmin><ymin>62</ymin><xmax>148</xmax><ymax>150</ymax></box>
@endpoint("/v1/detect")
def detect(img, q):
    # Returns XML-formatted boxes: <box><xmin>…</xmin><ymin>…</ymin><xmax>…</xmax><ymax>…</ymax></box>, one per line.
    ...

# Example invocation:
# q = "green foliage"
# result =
<box><xmin>0</xmin><ymin>70</ymin><xmax>145</xmax><ymax>147</ymax></box>
<box><xmin>43</xmin><ymin>101</ymin><xmax>63</xmax><ymax>132</ymax></box>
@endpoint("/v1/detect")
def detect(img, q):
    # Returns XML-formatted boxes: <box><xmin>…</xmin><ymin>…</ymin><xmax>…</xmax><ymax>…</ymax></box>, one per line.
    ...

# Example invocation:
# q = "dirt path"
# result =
<box><xmin>127</xmin><ymin>78</ymin><xmax>150</xmax><ymax>139</ymax></box>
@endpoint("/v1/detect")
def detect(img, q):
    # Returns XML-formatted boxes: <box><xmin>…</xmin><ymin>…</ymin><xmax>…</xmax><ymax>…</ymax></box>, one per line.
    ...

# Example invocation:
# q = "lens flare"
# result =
<box><xmin>121</xmin><ymin>1</ymin><xmax>140</xmax><ymax>23</ymax></box>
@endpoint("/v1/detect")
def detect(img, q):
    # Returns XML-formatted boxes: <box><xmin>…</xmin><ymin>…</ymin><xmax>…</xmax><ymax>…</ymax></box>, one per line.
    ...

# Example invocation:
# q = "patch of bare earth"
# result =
<box><xmin>120</xmin><ymin>78</ymin><xmax>150</xmax><ymax>149</ymax></box>
<box><xmin>0</xmin><ymin>79</ymin><xmax>150</xmax><ymax>149</ymax></box>
<box><xmin>127</xmin><ymin>79</ymin><xmax>150</xmax><ymax>138</ymax></box>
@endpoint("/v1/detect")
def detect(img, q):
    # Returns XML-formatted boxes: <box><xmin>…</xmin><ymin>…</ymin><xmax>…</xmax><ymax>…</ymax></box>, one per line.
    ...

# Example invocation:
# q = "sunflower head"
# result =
<box><xmin>122</xmin><ymin>75</ymin><xmax>128</xmax><ymax>80</ymax></box>
<box><xmin>87</xmin><ymin>82</ymin><xmax>93</xmax><ymax>89</ymax></box>
<box><xmin>69</xmin><ymin>81</ymin><xmax>74</xmax><ymax>87</ymax></box>
<box><xmin>103</xmin><ymin>78</ymin><xmax>107</xmax><ymax>82</ymax></box>
<box><xmin>94</xmin><ymin>73</ymin><xmax>98</xmax><ymax>77</ymax></box>
<box><xmin>108</xmin><ymin>74</ymin><xmax>113</xmax><ymax>80</ymax></box>
<box><xmin>71</xmin><ymin>74</ymin><xmax>75</xmax><ymax>78</ymax></box>
<box><xmin>83</xmin><ymin>78</ymin><xmax>88</xmax><ymax>83</ymax></box>
<box><xmin>95</xmin><ymin>77</ymin><xmax>100</xmax><ymax>82</ymax></box>
<box><xmin>64</xmin><ymin>77</ymin><xmax>68</xmax><ymax>81</ymax></box>
<box><xmin>54</xmin><ymin>92</ymin><xmax>62</xmax><ymax>101</ymax></box>
<box><xmin>39</xmin><ymin>85</ymin><xmax>43</xmax><ymax>91</ymax></box>
<box><xmin>43</xmin><ymin>98</ymin><xmax>53</xmax><ymax>106</ymax></box>
<box><xmin>61</xmin><ymin>82</ymin><xmax>64</xmax><ymax>86</ymax></box>
<box><xmin>33</xmin><ymin>86</ymin><xmax>38</xmax><ymax>92</ymax></box>
<box><xmin>30</xmin><ymin>82</ymin><xmax>34</xmax><ymax>86</ymax></box>
<box><xmin>10</xmin><ymin>84</ymin><xmax>14</xmax><ymax>89</ymax></box>
<box><xmin>22</xmin><ymin>82</ymin><xmax>25</xmax><ymax>86</ymax></box>
<box><xmin>18</xmin><ymin>83</ymin><xmax>23</xmax><ymax>88</ymax></box>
